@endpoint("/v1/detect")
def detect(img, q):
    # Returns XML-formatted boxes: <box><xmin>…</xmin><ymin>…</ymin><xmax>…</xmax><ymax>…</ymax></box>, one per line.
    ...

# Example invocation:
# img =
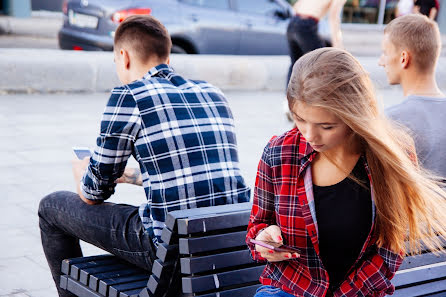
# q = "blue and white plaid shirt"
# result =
<box><xmin>81</xmin><ymin>64</ymin><xmax>250</xmax><ymax>243</ymax></box>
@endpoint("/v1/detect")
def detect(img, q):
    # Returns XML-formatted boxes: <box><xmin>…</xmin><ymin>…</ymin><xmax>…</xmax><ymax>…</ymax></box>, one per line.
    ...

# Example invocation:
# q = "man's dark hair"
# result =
<box><xmin>114</xmin><ymin>15</ymin><xmax>172</xmax><ymax>62</ymax></box>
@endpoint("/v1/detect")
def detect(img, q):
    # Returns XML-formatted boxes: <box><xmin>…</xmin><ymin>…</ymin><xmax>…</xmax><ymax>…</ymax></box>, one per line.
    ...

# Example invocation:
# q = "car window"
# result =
<box><xmin>180</xmin><ymin>0</ymin><xmax>230</xmax><ymax>10</ymax></box>
<box><xmin>236</xmin><ymin>0</ymin><xmax>281</xmax><ymax>15</ymax></box>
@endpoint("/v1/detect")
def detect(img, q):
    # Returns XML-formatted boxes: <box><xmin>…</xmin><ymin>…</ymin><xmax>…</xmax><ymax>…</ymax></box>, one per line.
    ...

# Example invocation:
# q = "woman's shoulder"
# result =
<box><xmin>262</xmin><ymin>127</ymin><xmax>311</xmax><ymax>167</ymax></box>
<box><xmin>266</xmin><ymin>127</ymin><xmax>302</xmax><ymax>148</ymax></box>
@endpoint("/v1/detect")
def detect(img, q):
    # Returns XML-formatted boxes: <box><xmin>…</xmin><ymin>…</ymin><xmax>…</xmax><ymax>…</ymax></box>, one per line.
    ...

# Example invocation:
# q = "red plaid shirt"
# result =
<box><xmin>246</xmin><ymin>128</ymin><xmax>404</xmax><ymax>297</ymax></box>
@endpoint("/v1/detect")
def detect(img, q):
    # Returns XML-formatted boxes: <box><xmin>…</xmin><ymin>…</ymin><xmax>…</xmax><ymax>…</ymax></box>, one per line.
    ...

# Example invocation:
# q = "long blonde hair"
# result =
<box><xmin>287</xmin><ymin>47</ymin><xmax>446</xmax><ymax>255</ymax></box>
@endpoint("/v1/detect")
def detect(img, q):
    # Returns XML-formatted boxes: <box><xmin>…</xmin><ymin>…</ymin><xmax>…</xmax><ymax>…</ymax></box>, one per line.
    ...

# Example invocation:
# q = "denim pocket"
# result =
<box><xmin>255</xmin><ymin>285</ymin><xmax>285</xmax><ymax>296</ymax></box>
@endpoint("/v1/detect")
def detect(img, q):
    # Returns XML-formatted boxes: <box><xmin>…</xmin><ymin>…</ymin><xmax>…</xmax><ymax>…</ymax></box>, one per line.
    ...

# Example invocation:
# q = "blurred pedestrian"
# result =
<box><xmin>286</xmin><ymin>0</ymin><xmax>346</xmax><ymax>85</ymax></box>
<box><xmin>396</xmin><ymin>0</ymin><xmax>414</xmax><ymax>17</ymax></box>
<box><xmin>414</xmin><ymin>0</ymin><xmax>439</xmax><ymax>20</ymax></box>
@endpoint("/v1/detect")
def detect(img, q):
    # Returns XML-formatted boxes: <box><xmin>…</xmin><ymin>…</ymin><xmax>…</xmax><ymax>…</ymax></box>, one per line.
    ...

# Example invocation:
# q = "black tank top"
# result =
<box><xmin>312</xmin><ymin>158</ymin><xmax>372</xmax><ymax>290</ymax></box>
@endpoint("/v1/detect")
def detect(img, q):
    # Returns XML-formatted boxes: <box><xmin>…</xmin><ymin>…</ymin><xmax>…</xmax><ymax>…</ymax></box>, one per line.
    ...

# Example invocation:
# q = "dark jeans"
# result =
<box><xmin>38</xmin><ymin>191</ymin><xmax>179</xmax><ymax>297</ymax></box>
<box><xmin>254</xmin><ymin>286</ymin><xmax>296</xmax><ymax>297</ymax></box>
<box><xmin>286</xmin><ymin>15</ymin><xmax>328</xmax><ymax>86</ymax></box>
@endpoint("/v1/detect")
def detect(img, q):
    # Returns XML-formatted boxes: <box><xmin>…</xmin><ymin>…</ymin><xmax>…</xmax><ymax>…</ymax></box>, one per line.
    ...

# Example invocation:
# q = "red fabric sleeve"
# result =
<box><xmin>246</xmin><ymin>138</ymin><xmax>277</xmax><ymax>262</ymax></box>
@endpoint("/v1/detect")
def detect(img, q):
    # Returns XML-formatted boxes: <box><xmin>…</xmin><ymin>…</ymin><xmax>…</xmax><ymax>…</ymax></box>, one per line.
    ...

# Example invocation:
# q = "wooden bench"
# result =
<box><xmin>60</xmin><ymin>202</ymin><xmax>446</xmax><ymax>297</ymax></box>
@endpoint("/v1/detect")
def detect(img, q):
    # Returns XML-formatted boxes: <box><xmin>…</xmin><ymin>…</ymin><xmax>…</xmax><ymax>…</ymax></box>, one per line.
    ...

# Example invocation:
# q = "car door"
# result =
<box><xmin>178</xmin><ymin>0</ymin><xmax>240</xmax><ymax>54</ymax></box>
<box><xmin>235</xmin><ymin>0</ymin><xmax>290</xmax><ymax>55</ymax></box>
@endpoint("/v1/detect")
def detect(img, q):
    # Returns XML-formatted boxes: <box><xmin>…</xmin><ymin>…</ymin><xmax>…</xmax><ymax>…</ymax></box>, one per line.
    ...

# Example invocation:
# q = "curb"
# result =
<box><xmin>0</xmin><ymin>14</ymin><xmax>61</xmax><ymax>38</ymax></box>
<box><xmin>1</xmin><ymin>49</ymin><xmax>446</xmax><ymax>93</ymax></box>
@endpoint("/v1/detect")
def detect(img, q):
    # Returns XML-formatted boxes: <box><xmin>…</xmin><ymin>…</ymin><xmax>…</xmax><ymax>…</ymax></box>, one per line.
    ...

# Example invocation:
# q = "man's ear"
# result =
<box><xmin>122</xmin><ymin>49</ymin><xmax>131</xmax><ymax>70</ymax></box>
<box><xmin>400</xmin><ymin>51</ymin><xmax>410</xmax><ymax>69</ymax></box>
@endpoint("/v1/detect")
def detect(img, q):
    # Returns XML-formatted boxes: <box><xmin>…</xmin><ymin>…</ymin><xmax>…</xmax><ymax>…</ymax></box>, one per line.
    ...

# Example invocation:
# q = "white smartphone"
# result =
<box><xmin>72</xmin><ymin>147</ymin><xmax>92</xmax><ymax>160</ymax></box>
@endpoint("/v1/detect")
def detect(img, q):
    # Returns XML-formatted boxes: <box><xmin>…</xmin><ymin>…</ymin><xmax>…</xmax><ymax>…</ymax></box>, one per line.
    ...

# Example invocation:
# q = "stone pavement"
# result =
<box><xmin>0</xmin><ymin>89</ymin><xmax>405</xmax><ymax>296</ymax></box>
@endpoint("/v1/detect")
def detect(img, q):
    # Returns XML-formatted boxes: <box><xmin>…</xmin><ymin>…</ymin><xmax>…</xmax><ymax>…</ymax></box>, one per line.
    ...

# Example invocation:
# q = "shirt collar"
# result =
<box><xmin>143</xmin><ymin>63</ymin><xmax>174</xmax><ymax>80</ymax></box>
<box><xmin>297</xmin><ymin>130</ymin><xmax>316</xmax><ymax>176</ymax></box>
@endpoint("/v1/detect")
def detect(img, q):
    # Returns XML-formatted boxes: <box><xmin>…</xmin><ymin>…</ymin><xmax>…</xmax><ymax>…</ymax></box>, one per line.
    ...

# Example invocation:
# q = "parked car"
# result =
<box><xmin>59</xmin><ymin>0</ymin><xmax>296</xmax><ymax>55</ymax></box>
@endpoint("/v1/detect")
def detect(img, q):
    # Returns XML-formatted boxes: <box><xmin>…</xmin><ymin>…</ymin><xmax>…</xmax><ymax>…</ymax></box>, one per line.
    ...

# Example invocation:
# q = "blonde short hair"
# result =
<box><xmin>384</xmin><ymin>14</ymin><xmax>441</xmax><ymax>73</ymax></box>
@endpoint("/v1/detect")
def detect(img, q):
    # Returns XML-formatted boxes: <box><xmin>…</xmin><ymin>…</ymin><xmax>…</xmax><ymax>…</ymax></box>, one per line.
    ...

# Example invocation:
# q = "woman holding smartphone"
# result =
<box><xmin>246</xmin><ymin>48</ymin><xmax>446</xmax><ymax>297</ymax></box>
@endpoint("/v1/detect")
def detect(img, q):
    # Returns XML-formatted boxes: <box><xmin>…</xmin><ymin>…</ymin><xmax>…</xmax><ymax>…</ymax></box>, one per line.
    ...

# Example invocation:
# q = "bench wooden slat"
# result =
<box><xmin>60</xmin><ymin>275</ymin><xmax>69</xmax><ymax>290</ymax></box>
<box><xmin>399</xmin><ymin>252</ymin><xmax>446</xmax><ymax>270</ymax></box>
<box><xmin>66</xmin><ymin>276</ymin><xmax>104</xmax><ymax>297</ymax></box>
<box><xmin>70</xmin><ymin>258</ymin><xmax>121</xmax><ymax>280</ymax></box>
<box><xmin>161</xmin><ymin>227</ymin><xmax>176</xmax><ymax>245</ymax></box>
<box><xmin>182</xmin><ymin>265</ymin><xmax>264</xmax><ymax>293</ymax></box>
<box><xmin>177</xmin><ymin>210</ymin><xmax>250</xmax><ymax>235</ymax></box>
<box><xmin>180</xmin><ymin>249</ymin><xmax>256</xmax><ymax>274</ymax></box>
<box><xmin>108</xmin><ymin>280</ymin><xmax>148</xmax><ymax>297</ymax></box>
<box><xmin>165</xmin><ymin>203</ymin><xmax>252</xmax><ymax>231</ymax></box>
<box><xmin>393</xmin><ymin>278</ymin><xmax>446</xmax><ymax>296</ymax></box>
<box><xmin>152</xmin><ymin>259</ymin><xmax>175</xmax><ymax>279</ymax></box>
<box><xmin>118</xmin><ymin>287</ymin><xmax>145</xmax><ymax>297</ymax></box>
<box><xmin>193</xmin><ymin>283</ymin><xmax>262</xmax><ymax>297</ymax></box>
<box><xmin>137</xmin><ymin>288</ymin><xmax>152</xmax><ymax>297</ymax></box>
<box><xmin>179</xmin><ymin>231</ymin><xmax>247</xmax><ymax>254</ymax></box>
<box><xmin>80</xmin><ymin>263</ymin><xmax>129</xmax><ymax>285</ymax></box>
<box><xmin>393</xmin><ymin>262</ymin><xmax>446</xmax><ymax>287</ymax></box>
<box><xmin>98</xmin><ymin>274</ymin><xmax>149</xmax><ymax>296</ymax></box>
<box><xmin>147</xmin><ymin>274</ymin><xmax>168</xmax><ymax>296</ymax></box>
<box><xmin>61</xmin><ymin>255</ymin><xmax>114</xmax><ymax>275</ymax></box>
<box><xmin>92</xmin><ymin>268</ymin><xmax>143</xmax><ymax>292</ymax></box>
<box><xmin>156</xmin><ymin>243</ymin><xmax>179</xmax><ymax>263</ymax></box>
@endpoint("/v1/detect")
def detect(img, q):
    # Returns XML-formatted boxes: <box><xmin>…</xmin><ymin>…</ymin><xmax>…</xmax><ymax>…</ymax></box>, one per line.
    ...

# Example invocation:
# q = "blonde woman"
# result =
<box><xmin>247</xmin><ymin>47</ymin><xmax>446</xmax><ymax>297</ymax></box>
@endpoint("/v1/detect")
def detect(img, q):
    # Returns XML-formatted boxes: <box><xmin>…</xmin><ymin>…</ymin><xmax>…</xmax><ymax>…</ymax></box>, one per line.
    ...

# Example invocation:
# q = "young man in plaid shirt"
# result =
<box><xmin>38</xmin><ymin>15</ymin><xmax>250</xmax><ymax>297</ymax></box>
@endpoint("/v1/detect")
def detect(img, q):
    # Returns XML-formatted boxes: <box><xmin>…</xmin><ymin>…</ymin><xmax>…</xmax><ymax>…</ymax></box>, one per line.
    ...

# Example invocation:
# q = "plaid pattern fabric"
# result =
<box><xmin>246</xmin><ymin>127</ymin><xmax>403</xmax><ymax>297</ymax></box>
<box><xmin>81</xmin><ymin>64</ymin><xmax>250</xmax><ymax>243</ymax></box>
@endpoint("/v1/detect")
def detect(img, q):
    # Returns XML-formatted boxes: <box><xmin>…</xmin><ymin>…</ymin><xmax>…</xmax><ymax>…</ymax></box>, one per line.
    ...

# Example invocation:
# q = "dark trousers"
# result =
<box><xmin>38</xmin><ymin>191</ymin><xmax>180</xmax><ymax>297</ymax></box>
<box><xmin>286</xmin><ymin>15</ymin><xmax>328</xmax><ymax>86</ymax></box>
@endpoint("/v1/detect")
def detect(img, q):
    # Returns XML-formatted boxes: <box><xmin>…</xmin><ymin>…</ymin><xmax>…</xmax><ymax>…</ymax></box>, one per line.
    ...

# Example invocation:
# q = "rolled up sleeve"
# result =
<box><xmin>81</xmin><ymin>86</ymin><xmax>141</xmax><ymax>201</ymax></box>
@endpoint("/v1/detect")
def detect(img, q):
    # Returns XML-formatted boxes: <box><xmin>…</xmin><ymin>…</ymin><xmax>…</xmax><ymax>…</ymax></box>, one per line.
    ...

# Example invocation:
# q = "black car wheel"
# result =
<box><xmin>171</xmin><ymin>44</ymin><xmax>187</xmax><ymax>54</ymax></box>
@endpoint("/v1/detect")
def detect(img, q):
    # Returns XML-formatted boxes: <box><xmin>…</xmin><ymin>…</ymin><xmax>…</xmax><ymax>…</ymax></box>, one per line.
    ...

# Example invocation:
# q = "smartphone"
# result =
<box><xmin>250</xmin><ymin>239</ymin><xmax>301</xmax><ymax>254</ymax></box>
<box><xmin>72</xmin><ymin>147</ymin><xmax>92</xmax><ymax>160</ymax></box>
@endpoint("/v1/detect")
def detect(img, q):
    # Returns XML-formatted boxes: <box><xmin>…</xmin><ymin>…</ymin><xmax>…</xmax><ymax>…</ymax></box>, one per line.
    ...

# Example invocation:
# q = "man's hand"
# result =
<box><xmin>72</xmin><ymin>157</ymin><xmax>101</xmax><ymax>205</ymax></box>
<box><xmin>116</xmin><ymin>167</ymin><xmax>143</xmax><ymax>186</ymax></box>
<box><xmin>254</xmin><ymin>225</ymin><xmax>299</xmax><ymax>262</ymax></box>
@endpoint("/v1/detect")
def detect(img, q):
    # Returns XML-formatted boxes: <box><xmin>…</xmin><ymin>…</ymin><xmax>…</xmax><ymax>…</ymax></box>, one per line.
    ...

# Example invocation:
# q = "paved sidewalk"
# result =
<box><xmin>0</xmin><ymin>89</ymin><xmax>405</xmax><ymax>297</ymax></box>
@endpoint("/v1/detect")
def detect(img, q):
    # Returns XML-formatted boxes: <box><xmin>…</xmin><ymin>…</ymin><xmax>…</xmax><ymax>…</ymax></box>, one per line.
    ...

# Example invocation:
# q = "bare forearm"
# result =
<box><xmin>429</xmin><ymin>8</ymin><xmax>437</xmax><ymax>20</ymax></box>
<box><xmin>329</xmin><ymin>0</ymin><xmax>346</xmax><ymax>48</ymax></box>
<box><xmin>117</xmin><ymin>168</ymin><xmax>143</xmax><ymax>186</ymax></box>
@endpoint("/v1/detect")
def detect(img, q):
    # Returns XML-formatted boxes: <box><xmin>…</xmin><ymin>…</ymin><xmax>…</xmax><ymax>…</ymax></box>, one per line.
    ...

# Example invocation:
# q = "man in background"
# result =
<box><xmin>379</xmin><ymin>14</ymin><xmax>446</xmax><ymax>177</ymax></box>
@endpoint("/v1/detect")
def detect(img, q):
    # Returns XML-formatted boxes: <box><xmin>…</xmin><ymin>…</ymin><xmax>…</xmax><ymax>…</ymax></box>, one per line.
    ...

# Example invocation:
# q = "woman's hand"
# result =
<box><xmin>255</xmin><ymin>225</ymin><xmax>299</xmax><ymax>262</ymax></box>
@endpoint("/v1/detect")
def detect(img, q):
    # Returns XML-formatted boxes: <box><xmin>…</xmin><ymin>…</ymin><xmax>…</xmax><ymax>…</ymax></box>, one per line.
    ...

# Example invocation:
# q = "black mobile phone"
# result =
<box><xmin>72</xmin><ymin>147</ymin><xmax>92</xmax><ymax>160</ymax></box>
<box><xmin>250</xmin><ymin>239</ymin><xmax>301</xmax><ymax>254</ymax></box>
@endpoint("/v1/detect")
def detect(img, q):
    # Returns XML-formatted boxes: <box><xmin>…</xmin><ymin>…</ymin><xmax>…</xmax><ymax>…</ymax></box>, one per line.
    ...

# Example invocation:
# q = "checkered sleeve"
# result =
<box><xmin>81</xmin><ymin>86</ymin><xmax>141</xmax><ymax>201</ymax></box>
<box><xmin>333</xmin><ymin>245</ymin><xmax>404</xmax><ymax>297</ymax></box>
<box><xmin>246</xmin><ymin>137</ymin><xmax>278</xmax><ymax>262</ymax></box>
